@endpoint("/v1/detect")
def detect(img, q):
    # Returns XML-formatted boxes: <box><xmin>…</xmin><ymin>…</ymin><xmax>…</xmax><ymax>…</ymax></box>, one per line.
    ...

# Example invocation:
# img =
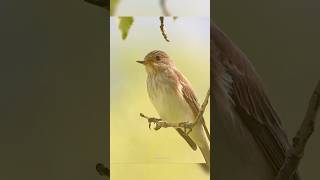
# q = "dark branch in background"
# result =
<box><xmin>84</xmin><ymin>0</ymin><xmax>107</xmax><ymax>8</ymax></box>
<box><xmin>159</xmin><ymin>17</ymin><xmax>170</xmax><ymax>42</ymax></box>
<box><xmin>275</xmin><ymin>81</ymin><xmax>320</xmax><ymax>180</ymax></box>
<box><xmin>96</xmin><ymin>163</ymin><xmax>109</xmax><ymax>177</ymax></box>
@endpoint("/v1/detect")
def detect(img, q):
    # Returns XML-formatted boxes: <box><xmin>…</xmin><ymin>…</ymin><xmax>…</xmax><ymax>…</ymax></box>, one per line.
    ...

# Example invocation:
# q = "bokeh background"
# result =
<box><xmin>0</xmin><ymin>1</ymin><xmax>107</xmax><ymax>180</ymax></box>
<box><xmin>110</xmin><ymin>17</ymin><xmax>210</xmax><ymax>179</ymax></box>
<box><xmin>214</xmin><ymin>1</ymin><xmax>320</xmax><ymax>179</ymax></box>
<box><xmin>112</xmin><ymin>0</ymin><xmax>209</xmax><ymax>16</ymax></box>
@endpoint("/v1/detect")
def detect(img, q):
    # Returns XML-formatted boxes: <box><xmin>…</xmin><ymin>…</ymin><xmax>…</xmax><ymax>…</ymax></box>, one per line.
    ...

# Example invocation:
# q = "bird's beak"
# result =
<box><xmin>136</xmin><ymin>60</ymin><xmax>145</xmax><ymax>65</ymax></box>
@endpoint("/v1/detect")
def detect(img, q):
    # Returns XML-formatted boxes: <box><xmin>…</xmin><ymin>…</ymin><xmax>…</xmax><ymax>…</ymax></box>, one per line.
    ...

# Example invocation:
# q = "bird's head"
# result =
<box><xmin>137</xmin><ymin>50</ymin><xmax>174</xmax><ymax>74</ymax></box>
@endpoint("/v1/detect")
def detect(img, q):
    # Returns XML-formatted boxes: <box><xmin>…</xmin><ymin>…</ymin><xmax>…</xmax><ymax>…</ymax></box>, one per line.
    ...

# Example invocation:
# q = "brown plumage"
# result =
<box><xmin>212</xmin><ymin>24</ymin><xmax>300</xmax><ymax>179</ymax></box>
<box><xmin>138</xmin><ymin>50</ymin><xmax>210</xmax><ymax>167</ymax></box>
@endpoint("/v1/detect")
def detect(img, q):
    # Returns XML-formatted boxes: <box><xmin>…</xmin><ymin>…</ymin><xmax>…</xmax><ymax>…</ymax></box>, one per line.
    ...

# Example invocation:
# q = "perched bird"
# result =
<box><xmin>137</xmin><ymin>50</ymin><xmax>210</xmax><ymax>167</ymax></box>
<box><xmin>212</xmin><ymin>24</ymin><xmax>300</xmax><ymax>180</ymax></box>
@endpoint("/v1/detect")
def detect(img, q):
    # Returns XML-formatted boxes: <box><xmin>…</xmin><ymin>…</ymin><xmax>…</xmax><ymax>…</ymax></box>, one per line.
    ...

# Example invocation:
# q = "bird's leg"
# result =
<box><xmin>139</xmin><ymin>113</ymin><xmax>163</xmax><ymax>129</ymax></box>
<box><xmin>139</xmin><ymin>113</ymin><xmax>193</xmax><ymax>133</ymax></box>
<box><xmin>178</xmin><ymin>122</ymin><xmax>193</xmax><ymax>134</ymax></box>
<box><xmin>139</xmin><ymin>113</ymin><xmax>182</xmax><ymax>130</ymax></box>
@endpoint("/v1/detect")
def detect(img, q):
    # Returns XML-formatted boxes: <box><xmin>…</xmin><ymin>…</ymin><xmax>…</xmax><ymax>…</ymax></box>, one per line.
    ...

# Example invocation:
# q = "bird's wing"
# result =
<box><xmin>174</xmin><ymin>69</ymin><xmax>210</xmax><ymax>140</ymax></box>
<box><xmin>212</xmin><ymin>24</ymin><xmax>300</xmax><ymax>179</ymax></box>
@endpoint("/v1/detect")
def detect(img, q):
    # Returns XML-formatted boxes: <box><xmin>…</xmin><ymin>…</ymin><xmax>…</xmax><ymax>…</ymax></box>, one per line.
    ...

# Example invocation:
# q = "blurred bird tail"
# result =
<box><xmin>199</xmin><ymin>140</ymin><xmax>210</xmax><ymax>171</ymax></box>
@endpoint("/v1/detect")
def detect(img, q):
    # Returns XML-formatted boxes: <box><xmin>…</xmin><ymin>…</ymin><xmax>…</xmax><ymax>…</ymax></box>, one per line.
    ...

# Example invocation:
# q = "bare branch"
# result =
<box><xmin>84</xmin><ymin>0</ymin><xmax>107</xmax><ymax>8</ymax></box>
<box><xmin>192</xmin><ymin>88</ymin><xmax>211</xmax><ymax>140</ymax></box>
<box><xmin>275</xmin><ymin>80</ymin><xmax>320</xmax><ymax>180</ymax></box>
<box><xmin>160</xmin><ymin>0</ymin><xmax>170</xmax><ymax>16</ymax></box>
<box><xmin>159</xmin><ymin>17</ymin><xmax>170</xmax><ymax>42</ymax></box>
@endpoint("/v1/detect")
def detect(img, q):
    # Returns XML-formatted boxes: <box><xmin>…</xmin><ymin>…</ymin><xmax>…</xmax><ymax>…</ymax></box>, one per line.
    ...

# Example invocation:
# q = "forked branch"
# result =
<box><xmin>275</xmin><ymin>80</ymin><xmax>320</xmax><ymax>180</ymax></box>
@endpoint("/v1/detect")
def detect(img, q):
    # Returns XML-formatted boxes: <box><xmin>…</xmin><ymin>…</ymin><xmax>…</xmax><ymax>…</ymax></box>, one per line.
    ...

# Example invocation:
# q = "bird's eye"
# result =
<box><xmin>155</xmin><ymin>56</ymin><xmax>161</xmax><ymax>61</ymax></box>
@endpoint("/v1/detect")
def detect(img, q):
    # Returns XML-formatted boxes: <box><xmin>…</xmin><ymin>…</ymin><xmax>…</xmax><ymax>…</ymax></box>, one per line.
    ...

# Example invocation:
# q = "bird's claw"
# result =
<box><xmin>178</xmin><ymin>122</ymin><xmax>193</xmax><ymax>134</ymax></box>
<box><xmin>139</xmin><ymin>113</ymin><xmax>162</xmax><ymax>130</ymax></box>
<box><xmin>147</xmin><ymin>118</ymin><xmax>162</xmax><ymax>130</ymax></box>
<box><xmin>139</xmin><ymin>113</ymin><xmax>194</xmax><ymax>133</ymax></box>
<box><xmin>153</xmin><ymin>121</ymin><xmax>168</xmax><ymax>130</ymax></box>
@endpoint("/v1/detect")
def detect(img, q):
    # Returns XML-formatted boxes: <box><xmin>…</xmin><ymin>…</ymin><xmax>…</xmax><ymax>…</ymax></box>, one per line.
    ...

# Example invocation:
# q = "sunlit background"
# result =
<box><xmin>110</xmin><ymin>17</ymin><xmax>210</xmax><ymax>179</ymax></box>
<box><xmin>113</xmin><ymin>0</ymin><xmax>210</xmax><ymax>16</ymax></box>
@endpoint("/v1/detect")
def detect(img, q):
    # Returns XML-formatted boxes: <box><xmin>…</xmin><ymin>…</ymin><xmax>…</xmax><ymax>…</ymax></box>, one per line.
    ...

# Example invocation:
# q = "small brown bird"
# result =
<box><xmin>212</xmin><ymin>24</ymin><xmax>300</xmax><ymax>180</ymax></box>
<box><xmin>137</xmin><ymin>50</ymin><xmax>210</xmax><ymax>167</ymax></box>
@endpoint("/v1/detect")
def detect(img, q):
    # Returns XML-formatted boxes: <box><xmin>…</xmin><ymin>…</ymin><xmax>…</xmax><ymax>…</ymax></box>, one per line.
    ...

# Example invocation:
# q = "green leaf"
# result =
<box><xmin>110</xmin><ymin>0</ymin><xmax>119</xmax><ymax>15</ymax></box>
<box><xmin>118</xmin><ymin>17</ymin><xmax>134</xmax><ymax>40</ymax></box>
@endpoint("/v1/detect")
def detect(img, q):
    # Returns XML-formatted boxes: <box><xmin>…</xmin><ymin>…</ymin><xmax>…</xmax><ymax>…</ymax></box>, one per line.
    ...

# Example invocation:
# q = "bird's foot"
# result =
<box><xmin>178</xmin><ymin>122</ymin><xmax>193</xmax><ymax>134</ymax></box>
<box><xmin>139</xmin><ymin>113</ymin><xmax>163</xmax><ymax>130</ymax></box>
<box><xmin>139</xmin><ymin>113</ymin><xmax>194</xmax><ymax>133</ymax></box>
<box><xmin>153</xmin><ymin>121</ymin><xmax>170</xmax><ymax>130</ymax></box>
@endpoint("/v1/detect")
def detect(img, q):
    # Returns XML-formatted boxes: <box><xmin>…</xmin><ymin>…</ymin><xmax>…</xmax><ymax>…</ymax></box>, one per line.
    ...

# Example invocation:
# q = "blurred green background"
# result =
<box><xmin>214</xmin><ymin>1</ymin><xmax>320</xmax><ymax>179</ymax></box>
<box><xmin>112</xmin><ymin>0</ymin><xmax>209</xmax><ymax>16</ymax></box>
<box><xmin>110</xmin><ymin>17</ymin><xmax>210</xmax><ymax>179</ymax></box>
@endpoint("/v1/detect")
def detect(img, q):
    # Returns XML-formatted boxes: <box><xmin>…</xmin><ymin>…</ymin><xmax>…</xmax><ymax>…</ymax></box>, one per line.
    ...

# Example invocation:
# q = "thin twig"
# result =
<box><xmin>275</xmin><ymin>80</ymin><xmax>320</xmax><ymax>180</ymax></box>
<box><xmin>192</xmin><ymin>88</ymin><xmax>211</xmax><ymax>140</ymax></box>
<box><xmin>159</xmin><ymin>0</ymin><xmax>179</xmax><ymax>20</ymax></box>
<box><xmin>160</xmin><ymin>0</ymin><xmax>170</xmax><ymax>16</ymax></box>
<box><xmin>159</xmin><ymin>17</ymin><xmax>170</xmax><ymax>42</ymax></box>
<box><xmin>84</xmin><ymin>0</ymin><xmax>107</xmax><ymax>8</ymax></box>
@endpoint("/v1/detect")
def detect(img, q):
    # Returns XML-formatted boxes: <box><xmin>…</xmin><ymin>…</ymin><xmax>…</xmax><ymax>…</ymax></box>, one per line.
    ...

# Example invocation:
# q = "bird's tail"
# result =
<box><xmin>199</xmin><ymin>140</ymin><xmax>210</xmax><ymax>169</ymax></box>
<box><xmin>189</xmin><ymin>123</ymin><xmax>210</xmax><ymax>172</ymax></box>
